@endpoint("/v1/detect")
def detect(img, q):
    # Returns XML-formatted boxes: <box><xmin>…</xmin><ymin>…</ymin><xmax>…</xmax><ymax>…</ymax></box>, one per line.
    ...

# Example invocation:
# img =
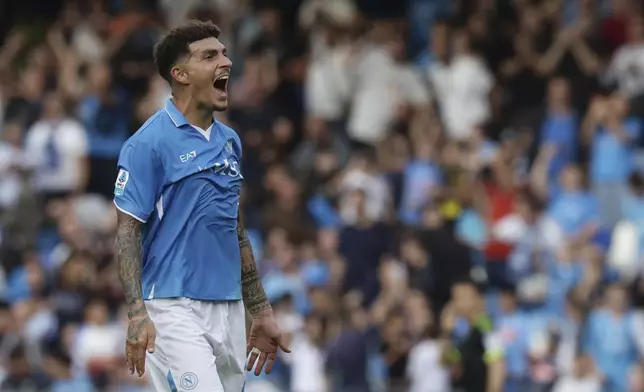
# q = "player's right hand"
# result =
<box><xmin>126</xmin><ymin>308</ymin><xmax>156</xmax><ymax>377</ymax></box>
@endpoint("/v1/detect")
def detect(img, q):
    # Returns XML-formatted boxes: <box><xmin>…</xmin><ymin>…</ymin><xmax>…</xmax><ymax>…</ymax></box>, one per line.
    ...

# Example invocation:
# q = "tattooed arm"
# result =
<box><xmin>116</xmin><ymin>213</ymin><xmax>145</xmax><ymax>312</ymax></box>
<box><xmin>237</xmin><ymin>213</ymin><xmax>271</xmax><ymax>316</ymax></box>
<box><xmin>115</xmin><ymin>211</ymin><xmax>156</xmax><ymax>377</ymax></box>
<box><xmin>238</xmin><ymin>212</ymin><xmax>290</xmax><ymax>375</ymax></box>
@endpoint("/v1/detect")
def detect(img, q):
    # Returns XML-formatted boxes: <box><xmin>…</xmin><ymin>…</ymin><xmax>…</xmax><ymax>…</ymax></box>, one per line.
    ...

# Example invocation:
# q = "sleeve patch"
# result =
<box><xmin>114</xmin><ymin>169</ymin><xmax>130</xmax><ymax>196</ymax></box>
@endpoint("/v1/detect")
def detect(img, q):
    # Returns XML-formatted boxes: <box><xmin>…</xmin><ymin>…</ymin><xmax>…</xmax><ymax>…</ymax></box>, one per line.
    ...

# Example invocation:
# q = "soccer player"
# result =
<box><xmin>113</xmin><ymin>20</ymin><xmax>290</xmax><ymax>392</ymax></box>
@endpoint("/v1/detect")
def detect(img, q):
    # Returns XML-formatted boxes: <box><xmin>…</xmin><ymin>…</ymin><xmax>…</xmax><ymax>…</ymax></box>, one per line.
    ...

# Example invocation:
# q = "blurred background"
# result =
<box><xmin>1</xmin><ymin>0</ymin><xmax>644</xmax><ymax>391</ymax></box>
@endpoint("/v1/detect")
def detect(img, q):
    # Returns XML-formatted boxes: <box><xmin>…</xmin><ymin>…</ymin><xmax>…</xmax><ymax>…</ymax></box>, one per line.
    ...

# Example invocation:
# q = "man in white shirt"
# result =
<box><xmin>283</xmin><ymin>315</ymin><xmax>328</xmax><ymax>392</ymax></box>
<box><xmin>406</xmin><ymin>326</ymin><xmax>450</xmax><ymax>392</ymax></box>
<box><xmin>302</xmin><ymin>0</ymin><xmax>356</xmax><ymax>124</ymax></box>
<box><xmin>339</xmin><ymin>152</ymin><xmax>391</xmax><ymax>224</ymax></box>
<box><xmin>428</xmin><ymin>28</ymin><xmax>494</xmax><ymax>140</ymax></box>
<box><xmin>25</xmin><ymin>92</ymin><xmax>88</xmax><ymax>200</ymax></box>
<box><xmin>606</xmin><ymin>17</ymin><xmax>644</xmax><ymax>99</ymax></box>
<box><xmin>553</xmin><ymin>354</ymin><xmax>601</xmax><ymax>392</ymax></box>
<box><xmin>347</xmin><ymin>33</ymin><xmax>430</xmax><ymax>146</ymax></box>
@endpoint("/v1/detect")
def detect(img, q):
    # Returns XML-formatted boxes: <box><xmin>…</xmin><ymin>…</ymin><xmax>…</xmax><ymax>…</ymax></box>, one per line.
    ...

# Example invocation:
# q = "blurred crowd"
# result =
<box><xmin>1</xmin><ymin>0</ymin><xmax>644</xmax><ymax>391</ymax></box>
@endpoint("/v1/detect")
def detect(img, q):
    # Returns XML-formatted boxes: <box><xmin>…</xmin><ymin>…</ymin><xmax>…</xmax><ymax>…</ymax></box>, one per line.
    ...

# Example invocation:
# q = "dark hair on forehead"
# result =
<box><xmin>153</xmin><ymin>20</ymin><xmax>221</xmax><ymax>84</ymax></box>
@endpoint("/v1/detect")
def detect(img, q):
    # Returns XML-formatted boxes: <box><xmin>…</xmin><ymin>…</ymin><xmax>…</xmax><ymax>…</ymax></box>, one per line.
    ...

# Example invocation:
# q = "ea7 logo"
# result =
<box><xmin>180</xmin><ymin>151</ymin><xmax>197</xmax><ymax>162</ymax></box>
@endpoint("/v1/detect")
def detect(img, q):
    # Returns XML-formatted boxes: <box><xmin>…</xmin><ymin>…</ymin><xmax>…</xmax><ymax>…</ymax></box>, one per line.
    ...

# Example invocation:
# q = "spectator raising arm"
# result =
<box><xmin>581</xmin><ymin>97</ymin><xmax>607</xmax><ymax>145</ymax></box>
<box><xmin>532</xmin><ymin>28</ymin><xmax>574</xmax><ymax>77</ymax></box>
<box><xmin>0</xmin><ymin>29</ymin><xmax>25</xmax><ymax>74</ymax></box>
<box><xmin>47</xmin><ymin>26</ymin><xmax>84</xmax><ymax>102</ymax></box>
<box><xmin>529</xmin><ymin>144</ymin><xmax>557</xmax><ymax>201</ymax></box>
<box><xmin>569</xmin><ymin>34</ymin><xmax>602</xmax><ymax>76</ymax></box>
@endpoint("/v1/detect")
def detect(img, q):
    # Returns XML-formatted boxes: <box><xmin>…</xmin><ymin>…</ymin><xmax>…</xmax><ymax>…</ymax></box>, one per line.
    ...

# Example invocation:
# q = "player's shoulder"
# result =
<box><xmin>123</xmin><ymin>109</ymin><xmax>171</xmax><ymax>151</ymax></box>
<box><xmin>217</xmin><ymin>121</ymin><xmax>240</xmax><ymax>140</ymax></box>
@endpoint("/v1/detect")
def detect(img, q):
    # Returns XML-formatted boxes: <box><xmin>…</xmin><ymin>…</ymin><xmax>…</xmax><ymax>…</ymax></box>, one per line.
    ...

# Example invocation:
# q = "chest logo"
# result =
<box><xmin>225</xmin><ymin>140</ymin><xmax>233</xmax><ymax>154</ymax></box>
<box><xmin>180</xmin><ymin>150</ymin><xmax>197</xmax><ymax>163</ymax></box>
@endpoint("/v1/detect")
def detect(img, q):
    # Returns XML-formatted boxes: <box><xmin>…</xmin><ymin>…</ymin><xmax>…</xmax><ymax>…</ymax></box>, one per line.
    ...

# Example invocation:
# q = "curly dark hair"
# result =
<box><xmin>153</xmin><ymin>20</ymin><xmax>221</xmax><ymax>84</ymax></box>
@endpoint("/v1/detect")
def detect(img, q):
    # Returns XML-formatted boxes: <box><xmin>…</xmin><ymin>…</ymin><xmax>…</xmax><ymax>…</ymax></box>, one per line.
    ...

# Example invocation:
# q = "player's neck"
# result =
<box><xmin>171</xmin><ymin>96</ymin><xmax>213</xmax><ymax>131</ymax></box>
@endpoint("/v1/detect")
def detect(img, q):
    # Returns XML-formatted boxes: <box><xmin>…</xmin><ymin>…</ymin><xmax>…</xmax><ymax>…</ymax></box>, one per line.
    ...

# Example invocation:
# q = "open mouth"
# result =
<box><xmin>213</xmin><ymin>74</ymin><xmax>229</xmax><ymax>94</ymax></box>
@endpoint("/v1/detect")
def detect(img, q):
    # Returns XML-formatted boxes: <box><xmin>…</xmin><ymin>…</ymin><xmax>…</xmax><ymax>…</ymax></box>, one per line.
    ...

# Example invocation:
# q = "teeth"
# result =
<box><xmin>213</xmin><ymin>75</ymin><xmax>229</xmax><ymax>91</ymax></box>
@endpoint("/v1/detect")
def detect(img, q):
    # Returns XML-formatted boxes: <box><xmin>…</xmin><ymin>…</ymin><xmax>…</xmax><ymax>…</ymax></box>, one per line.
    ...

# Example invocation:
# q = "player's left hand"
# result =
<box><xmin>246</xmin><ymin>310</ymin><xmax>291</xmax><ymax>376</ymax></box>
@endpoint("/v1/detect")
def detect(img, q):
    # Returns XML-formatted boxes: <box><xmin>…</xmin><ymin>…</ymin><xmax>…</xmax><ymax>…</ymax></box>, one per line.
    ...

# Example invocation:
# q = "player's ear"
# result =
<box><xmin>171</xmin><ymin>66</ymin><xmax>189</xmax><ymax>85</ymax></box>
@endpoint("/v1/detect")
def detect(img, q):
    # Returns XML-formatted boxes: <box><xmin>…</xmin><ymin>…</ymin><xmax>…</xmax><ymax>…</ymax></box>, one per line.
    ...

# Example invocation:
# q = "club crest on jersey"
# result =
<box><xmin>225</xmin><ymin>139</ymin><xmax>233</xmax><ymax>153</ymax></box>
<box><xmin>114</xmin><ymin>169</ymin><xmax>129</xmax><ymax>196</ymax></box>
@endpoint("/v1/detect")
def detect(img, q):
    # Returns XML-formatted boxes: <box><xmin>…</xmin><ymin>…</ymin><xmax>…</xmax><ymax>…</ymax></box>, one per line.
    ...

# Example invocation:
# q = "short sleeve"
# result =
<box><xmin>113</xmin><ymin>141</ymin><xmax>161</xmax><ymax>223</ymax></box>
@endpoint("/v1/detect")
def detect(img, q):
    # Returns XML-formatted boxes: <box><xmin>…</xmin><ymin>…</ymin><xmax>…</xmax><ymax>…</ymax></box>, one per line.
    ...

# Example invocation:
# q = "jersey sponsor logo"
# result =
<box><xmin>209</xmin><ymin>158</ymin><xmax>241</xmax><ymax>178</ymax></box>
<box><xmin>180</xmin><ymin>372</ymin><xmax>198</xmax><ymax>390</ymax></box>
<box><xmin>180</xmin><ymin>150</ymin><xmax>197</xmax><ymax>162</ymax></box>
<box><xmin>225</xmin><ymin>139</ymin><xmax>233</xmax><ymax>153</ymax></box>
<box><xmin>114</xmin><ymin>169</ymin><xmax>129</xmax><ymax>196</ymax></box>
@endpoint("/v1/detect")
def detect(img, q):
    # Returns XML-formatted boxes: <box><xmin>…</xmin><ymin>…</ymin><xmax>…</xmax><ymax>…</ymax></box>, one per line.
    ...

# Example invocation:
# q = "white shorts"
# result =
<box><xmin>145</xmin><ymin>298</ymin><xmax>247</xmax><ymax>392</ymax></box>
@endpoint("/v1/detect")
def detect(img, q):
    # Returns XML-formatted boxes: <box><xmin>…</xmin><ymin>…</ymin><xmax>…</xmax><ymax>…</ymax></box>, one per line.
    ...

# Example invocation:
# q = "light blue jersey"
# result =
<box><xmin>113</xmin><ymin>99</ymin><xmax>243</xmax><ymax>301</ymax></box>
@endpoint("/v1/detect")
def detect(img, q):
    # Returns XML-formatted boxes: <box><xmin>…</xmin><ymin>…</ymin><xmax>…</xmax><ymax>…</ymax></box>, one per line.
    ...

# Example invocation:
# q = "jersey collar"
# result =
<box><xmin>164</xmin><ymin>98</ymin><xmax>218</xmax><ymax>129</ymax></box>
<box><xmin>164</xmin><ymin>98</ymin><xmax>188</xmax><ymax>127</ymax></box>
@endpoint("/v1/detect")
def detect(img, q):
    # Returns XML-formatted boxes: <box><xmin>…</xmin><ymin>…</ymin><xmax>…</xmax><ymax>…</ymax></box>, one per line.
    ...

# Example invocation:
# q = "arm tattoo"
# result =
<box><xmin>115</xmin><ymin>213</ymin><xmax>147</xmax><ymax>318</ymax></box>
<box><xmin>237</xmin><ymin>213</ymin><xmax>271</xmax><ymax>316</ymax></box>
